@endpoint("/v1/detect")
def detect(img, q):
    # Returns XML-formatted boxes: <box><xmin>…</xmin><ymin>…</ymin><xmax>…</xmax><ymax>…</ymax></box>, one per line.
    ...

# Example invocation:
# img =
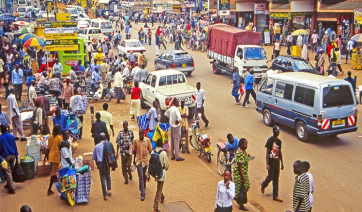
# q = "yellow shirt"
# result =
<box><xmin>99</xmin><ymin>110</ymin><xmax>113</xmax><ymax>136</ymax></box>
<box><xmin>94</xmin><ymin>53</ymin><xmax>104</xmax><ymax>65</ymax></box>
<box><xmin>178</xmin><ymin>106</ymin><xmax>189</xmax><ymax>128</ymax></box>
<box><xmin>47</xmin><ymin>135</ymin><xmax>62</xmax><ymax>163</ymax></box>
<box><xmin>132</xmin><ymin>137</ymin><xmax>152</xmax><ymax>167</ymax></box>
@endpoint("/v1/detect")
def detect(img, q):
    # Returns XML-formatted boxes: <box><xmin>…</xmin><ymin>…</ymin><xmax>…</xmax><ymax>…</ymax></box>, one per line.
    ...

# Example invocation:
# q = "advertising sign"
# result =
<box><xmin>45</xmin><ymin>39</ymin><xmax>78</xmax><ymax>45</ymax></box>
<box><xmin>218</xmin><ymin>0</ymin><xmax>230</xmax><ymax>16</ymax></box>
<box><xmin>254</xmin><ymin>3</ymin><xmax>265</xmax><ymax>15</ymax></box>
<box><xmin>44</xmin><ymin>27</ymin><xmax>78</xmax><ymax>34</ymax></box>
<box><xmin>355</xmin><ymin>9</ymin><xmax>362</xmax><ymax>25</ymax></box>
<box><xmin>45</xmin><ymin>45</ymin><xmax>78</xmax><ymax>51</ymax></box>
<box><xmin>56</xmin><ymin>13</ymin><xmax>71</xmax><ymax>21</ymax></box>
<box><xmin>43</xmin><ymin>22</ymin><xmax>77</xmax><ymax>28</ymax></box>
<box><xmin>270</xmin><ymin>12</ymin><xmax>292</xmax><ymax>20</ymax></box>
<box><xmin>44</xmin><ymin>33</ymin><xmax>78</xmax><ymax>40</ymax></box>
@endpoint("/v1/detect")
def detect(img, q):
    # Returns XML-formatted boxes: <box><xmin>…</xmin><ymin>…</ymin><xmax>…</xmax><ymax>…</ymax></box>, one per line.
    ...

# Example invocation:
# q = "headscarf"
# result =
<box><xmin>301</xmin><ymin>44</ymin><xmax>308</xmax><ymax>60</ymax></box>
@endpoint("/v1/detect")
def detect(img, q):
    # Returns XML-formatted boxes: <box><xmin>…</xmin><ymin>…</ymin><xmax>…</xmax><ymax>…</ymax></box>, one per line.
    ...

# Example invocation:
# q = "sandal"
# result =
<box><xmin>239</xmin><ymin>206</ymin><xmax>249</xmax><ymax>211</ymax></box>
<box><xmin>47</xmin><ymin>190</ymin><xmax>55</xmax><ymax>196</ymax></box>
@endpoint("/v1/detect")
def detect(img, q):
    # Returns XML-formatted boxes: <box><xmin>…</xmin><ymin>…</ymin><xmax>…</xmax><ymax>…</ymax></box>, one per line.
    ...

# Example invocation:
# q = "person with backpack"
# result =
<box><xmin>132</xmin><ymin>128</ymin><xmax>152</xmax><ymax>201</ymax></box>
<box><xmin>92</xmin><ymin>133</ymin><xmax>113</xmax><ymax>200</ymax></box>
<box><xmin>146</xmin><ymin>138</ymin><xmax>169</xmax><ymax>212</ymax></box>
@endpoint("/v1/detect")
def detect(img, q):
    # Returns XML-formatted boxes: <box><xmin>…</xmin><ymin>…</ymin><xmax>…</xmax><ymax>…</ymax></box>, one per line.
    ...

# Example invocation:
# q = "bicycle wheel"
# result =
<box><xmin>217</xmin><ymin>150</ymin><xmax>227</xmax><ymax>176</ymax></box>
<box><xmin>186</xmin><ymin>40</ymin><xmax>192</xmax><ymax>49</ymax></box>
<box><xmin>189</xmin><ymin>136</ymin><xmax>198</xmax><ymax>150</ymax></box>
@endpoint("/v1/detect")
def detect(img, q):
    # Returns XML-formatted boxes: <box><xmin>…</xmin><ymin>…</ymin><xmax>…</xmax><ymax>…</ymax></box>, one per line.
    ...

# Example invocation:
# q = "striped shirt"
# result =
<box><xmin>293</xmin><ymin>173</ymin><xmax>311</xmax><ymax>212</ymax></box>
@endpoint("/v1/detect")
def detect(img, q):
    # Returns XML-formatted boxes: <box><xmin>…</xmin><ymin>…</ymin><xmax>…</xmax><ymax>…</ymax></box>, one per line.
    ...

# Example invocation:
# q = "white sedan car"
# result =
<box><xmin>118</xmin><ymin>39</ymin><xmax>146</xmax><ymax>57</ymax></box>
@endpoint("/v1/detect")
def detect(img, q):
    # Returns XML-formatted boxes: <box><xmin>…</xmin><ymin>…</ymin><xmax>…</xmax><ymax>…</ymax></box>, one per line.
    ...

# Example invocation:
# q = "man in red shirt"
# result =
<box><xmin>130</xmin><ymin>81</ymin><xmax>142</xmax><ymax>119</ymax></box>
<box><xmin>326</xmin><ymin>42</ymin><xmax>333</xmax><ymax>63</ymax></box>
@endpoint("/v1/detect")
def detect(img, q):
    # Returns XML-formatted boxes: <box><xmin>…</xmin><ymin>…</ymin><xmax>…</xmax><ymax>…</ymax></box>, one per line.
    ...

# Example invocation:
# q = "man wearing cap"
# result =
<box><xmin>38</xmin><ymin>71</ymin><xmax>50</xmax><ymax>91</ymax></box>
<box><xmin>261</xmin><ymin>125</ymin><xmax>284</xmax><ymax>202</ymax></box>
<box><xmin>178</xmin><ymin>98</ymin><xmax>190</xmax><ymax>154</ymax></box>
<box><xmin>61</xmin><ymin>77</ymin><xmax>74</xmax><ymax>111</ymax></box>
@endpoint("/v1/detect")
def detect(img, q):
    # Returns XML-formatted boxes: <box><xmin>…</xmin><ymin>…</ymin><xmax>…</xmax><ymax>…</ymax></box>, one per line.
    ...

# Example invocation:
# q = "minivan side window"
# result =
<box><xmin>294</xmin><ymin>86</ymin><xmax>315</xmax><ymax>107</ymax></box>
<box><xmin>275</xmin><ymin>81</ymin><xmax>294</xmax><ymax>100</ymax></box>
<box><xmin>260</xmin><ymin>78</ymin><xmax>274</xmax><ymax>94</ymax></box>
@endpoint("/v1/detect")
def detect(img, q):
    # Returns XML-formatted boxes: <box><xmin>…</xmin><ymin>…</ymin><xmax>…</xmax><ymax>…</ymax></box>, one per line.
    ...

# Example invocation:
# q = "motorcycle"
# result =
<box><xmin>181</xmin><ymin>126</ymin><xmax>187</xmax><ymax>153</ymax></box>
<box><xmin>123</xmin><ymin>76</ymin><xmax>133</xmax><ymax>94</ymax></box>
<box><xmin>189</xmin><ymin>113</ymin><xmax>213</xmax><ymax>162</ymax></box>
<box><xmin>80</xmin><ymin>82</ymin><xmax>114</xmax><ymax>102</ymax></box>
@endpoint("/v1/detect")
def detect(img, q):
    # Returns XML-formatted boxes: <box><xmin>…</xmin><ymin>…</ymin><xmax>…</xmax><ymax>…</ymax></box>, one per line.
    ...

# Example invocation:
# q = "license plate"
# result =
<box><xmin>204</xmin><ymin>146</ymin><xmax>213</xmax><ymax>152</ymax></box>
<box><xmin>332</xmin><ymin>119</ymin><xmax>345</xmax><ymax>128</ymax></box>
<box><xmin>182</xmin><ymin>64</ymin><xmax>186</xmax><ymax>68</ymax></box>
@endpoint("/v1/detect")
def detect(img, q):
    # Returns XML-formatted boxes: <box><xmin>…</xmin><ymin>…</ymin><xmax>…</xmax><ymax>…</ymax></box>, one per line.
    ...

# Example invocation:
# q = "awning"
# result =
<box><xmin>317</xmin><ymin>17</ymin><xmax>336</xmax><ymax>22</ymax></box>
<box><xmin>319</xmin><ymin>1</ymin><xmax>362</xmax><ymax>12</ymax></box>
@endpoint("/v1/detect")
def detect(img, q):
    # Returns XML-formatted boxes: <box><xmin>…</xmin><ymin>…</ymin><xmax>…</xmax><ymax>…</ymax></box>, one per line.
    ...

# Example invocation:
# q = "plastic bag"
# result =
<box><xmin>74</xmin><ymin>157</ymin><xmax>83</xmax><ymax>170</ymax></box>
<box><xmin>57</xmin><ymin>167</ymin><xmax>77</xmax><ymax>192</ymax></box>
<box><xmin>12</xmin><ymin>160</ymin><xmax>26</xmax><ymax>183</ymax></box>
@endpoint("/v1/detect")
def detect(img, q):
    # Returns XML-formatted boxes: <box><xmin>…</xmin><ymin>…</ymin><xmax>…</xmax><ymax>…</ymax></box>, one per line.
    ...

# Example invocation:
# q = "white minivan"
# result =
<box><xmin>256</xmin><ymin>72</ymin><xmax>358</xmax><ymax>141</ymax></box>
<box><xmin>90</xmin><ymin>19</ymin><xmax>114</xmax><ymax>35</ymax></box>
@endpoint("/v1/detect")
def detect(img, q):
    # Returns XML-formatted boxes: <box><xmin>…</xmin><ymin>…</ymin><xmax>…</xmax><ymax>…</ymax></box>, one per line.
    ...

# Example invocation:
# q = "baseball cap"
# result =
<box><xmin>273</xmin><ymin>125</ymin><xmax>280</xmax><ymax>133</ymax></box>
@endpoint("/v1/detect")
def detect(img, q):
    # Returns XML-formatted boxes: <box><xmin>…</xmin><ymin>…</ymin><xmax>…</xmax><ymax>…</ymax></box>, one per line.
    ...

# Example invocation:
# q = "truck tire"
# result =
<box><xmin>140</xmin><ymin>94</ymin><xmax>147</xmax><ymax>109</ymax></box>
<box><xmin>212</xmin><ymin>62</ymin><xmax>221</xmax><ymax>75</ymax></box>
<box><xmin>263</xmin><ymin>109</ymin><xmax>273</xmax><ymax>126</ymax></box>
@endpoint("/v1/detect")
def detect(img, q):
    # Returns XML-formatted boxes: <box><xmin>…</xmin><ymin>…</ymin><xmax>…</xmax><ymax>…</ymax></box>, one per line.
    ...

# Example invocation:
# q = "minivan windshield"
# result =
<box><xmin>18</xmin><ymin>8</ymin><xmax>26</xmax><ymax>12</ymax></box>
<box><xmin>244</xmin><ymin>47</ymin><xmax>267</xmax><ymax>60</ymax></box>
<box><xmin>322</xmin><ymin>85</ymin><xmax>354</xmax><ymax>108</ymax></box>
<box><xmin>101</xmin><ymin>22</ymin><xmax>113</xmax><ymax>29</ymax></box>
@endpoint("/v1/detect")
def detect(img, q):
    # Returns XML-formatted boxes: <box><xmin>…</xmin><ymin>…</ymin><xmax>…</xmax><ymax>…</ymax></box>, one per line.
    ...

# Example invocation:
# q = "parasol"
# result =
<box><xmin>24</xmin><ymin>37</ymin><xmax>46</xmax><ymax>47</ymax></box>
<box><xmin>291</xmin><ymin>29</ymin><xmax>309</xmax><ymax>36</ymax></box>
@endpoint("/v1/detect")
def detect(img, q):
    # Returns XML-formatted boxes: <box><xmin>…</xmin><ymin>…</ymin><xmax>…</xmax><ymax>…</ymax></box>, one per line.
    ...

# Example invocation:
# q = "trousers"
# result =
<box><xmin>261</xmin><ymin>160</ymin><xmax>280</xmax><ymax>199</ymax></box>
<box><xmin>153</xmin><ymin>181</ymin><xmax>165</xmax><ymax>210</ymax></box>
<box><xmin>242</xmin><ymin>89</ymin><xmax>256</xmax><ymax>106</ymax></box>
<box><xmin>121</xmin><ymin>154</ymin><xmax>132</xmax><ymax>181</ymax></box>
<box><xmin>4</xmin><ymin>154</ymin><xmax>16</xmax><ymax>190</ymax></box>
<box><xmin>195</xmin><ymin>107</ymin><xmax>209</xmax><ymax>125</ymax></box>
<box><xmin>14</xmin><ymin>84</ymin><xmax>22</xmax><ymax>101</ymax></box>
<box><xmin>170</xmin><ymin>126</ymin><xmax>181</xmax><ymax>159</ymax></box>
<box><xmin>11</xmin><ymin>116</ymin><xmax>24</xmax><ymax>138</ymax></box>
<box><xmin>97</xmin><ymin>162</ymin><xmax>111</xmax><ymax>197</ymax></box>
<box><xmin>137</xmin><ymin>162</ymin><xmax>147</xmax><ymax>196</ymax></box>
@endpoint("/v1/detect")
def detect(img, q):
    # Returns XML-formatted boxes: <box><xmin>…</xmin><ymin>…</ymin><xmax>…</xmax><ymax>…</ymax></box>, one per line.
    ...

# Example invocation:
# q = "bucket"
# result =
<box><xmin>20</xmin><ymin>154</ymin><xmax>35</xmax><ymax>180</ymax></box>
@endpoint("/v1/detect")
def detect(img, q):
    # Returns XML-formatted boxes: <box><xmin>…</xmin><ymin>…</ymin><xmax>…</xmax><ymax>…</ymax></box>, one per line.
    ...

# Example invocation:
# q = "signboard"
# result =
<box><xmin>45</xmin><ymin>39</ymin><xmax>78</xmax><ymax>45</ymax></box>
<box><xmin>44</xmin><ymin>27</ymin><xmax>78</xmax><ymax>34</ymax></box>
<box><xmin>218</xmin><ymin>0</ymin><xmax>230</xmax><ymax>16</ymax></box>
<box><xmin>56</xmin><ymin>13</ymin><xmax>71</xmax><ymax>21</ymax></box>
<box><xmin>65</xmin><ymin>59</ymin><xmax>78</xmax><ymax>66</ymax></box>
<box><xmin>293</xmin><ymin>16</ymin><xmax>305</xmax><ymax>24</ymax></box>
<box><xmin>43</xmin><ymin>22</ymin><xmax>77</xmax><ymax>28</ymax></box>
<box><xmin>182</xmin><ymin>3</ymin><xmax>186</xmax><ymax>12</ymax></box>
<box><xmin>44</xmin><ymin>33</ymin><xmax>78</xmax><ymax>40</ymax></box>
<box><xmin>270</xmin><ymin>12</ymin><xmax>292</xmax><ymax>20</ymax></box>
<box><xmin>254</xmin><ymin>3</ymin><xmax>265</xmax><ymax>15</ymax></box>
<box><xmin>355</xmin><ymin>9</ymin><xmax>362</xmax><ymax>25</ymax></box>
<box><xmin>45</xmin><ymin>45</ymin><xmax>78</xmax><ymax>51</ymax></box>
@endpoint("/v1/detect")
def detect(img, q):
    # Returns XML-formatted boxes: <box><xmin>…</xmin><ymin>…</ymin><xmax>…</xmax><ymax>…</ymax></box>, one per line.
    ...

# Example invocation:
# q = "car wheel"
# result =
<box><xmin>296</xmin><ymin>121</ymin><xmax>308</xmax><ymax>142</ymax></box>
<box><xmin>263</xmin><ymin>109</ymin><xmax>273</xmax><ymax>126</ymax></box>
<box><xmin>187</xmin><ymin>71</ymin><xmax>192</xmax><ymax>76</ymax></box>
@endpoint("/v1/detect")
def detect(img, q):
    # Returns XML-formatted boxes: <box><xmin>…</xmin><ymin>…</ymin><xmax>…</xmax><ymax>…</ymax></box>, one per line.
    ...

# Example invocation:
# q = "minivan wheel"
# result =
<box><xmin>263</xmin><ymin>109</ymin><xmax>273</xmax><ymax>126</ymax></box>
<box><xmin>296</xmin><ymin>121</ymin><xmax>308</xmax><ymax>142</ymax></box>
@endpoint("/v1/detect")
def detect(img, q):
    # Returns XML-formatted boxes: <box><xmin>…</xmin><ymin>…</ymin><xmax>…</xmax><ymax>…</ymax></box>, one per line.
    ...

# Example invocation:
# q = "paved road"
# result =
<box><xmin>1</xmin><ymin>20</ymin><xmax>362</xmax><ymax>212</ymax></box>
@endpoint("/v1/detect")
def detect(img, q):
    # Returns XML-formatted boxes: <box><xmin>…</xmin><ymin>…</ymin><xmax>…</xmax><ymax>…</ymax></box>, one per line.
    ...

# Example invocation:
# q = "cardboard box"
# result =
<box><xmin>37</xmin><ymin>161</ymin><xmax>51</xmax><ymax>176</ymax></box>
<box><xmin>83</xmin><ymin>152</ymin><xmax>93</xmax><ymax>161</ymax></box>
<box><xmin>79</xmin><ymin>155</ymin><xmax>95</xmax><ymax>170</ymax></box>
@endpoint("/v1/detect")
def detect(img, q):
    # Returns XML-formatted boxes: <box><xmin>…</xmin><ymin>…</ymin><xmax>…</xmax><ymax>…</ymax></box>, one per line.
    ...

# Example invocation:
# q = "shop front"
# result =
<box><xmin>269</xmin><ymin>12</ymin><xmax>292</xmax><ymax>38</ymax></box>
<box><xmin>317</xmin><ymin>12</ymin><xmax>353</xmax><ymax>42</ymax></box>
<box><xmin>235</xmin><ymin>2</ymin><xmax>254</xmax><ymax>28</ymax></box>
<box><xmin>254</xmin><ymin>3</ymin><xmax>269</xmax><ymax>32</ymax></box>
<box><xmin>291</xmin><ymin>12</ymin><xmax>313</xmax><ymax>31</ymax></box>
<box><xmin>354</xmin><ymin>9</ymin><xmax>362</xmax><ymax>34</ymax></box>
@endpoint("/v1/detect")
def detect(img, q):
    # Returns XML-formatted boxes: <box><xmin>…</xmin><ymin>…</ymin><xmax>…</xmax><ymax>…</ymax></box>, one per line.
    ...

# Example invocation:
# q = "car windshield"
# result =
<box><xmin>293</xmin><ymin>60</ymin><xmax>314</xmax><ymax>71</ymax></box>
<box><xmin>68</xmin><ymin>9</ymin><xmax>77</xmax><ymax>14</ymax></box>
<box><xmin>18</xmin><ymin>8</ymin><xmax>26</xmax><ymax>12</ymax></box>
<box><xmin>101</xmin><ymin>22</ymin><xmax>113</xmax><ymax>29</ymax></box>
<box><xmin>244</xmin><ymin>47</ymin><xmax>267</xmax><ymax>60</ymax></box>
<box><xmin>127</xmin><ymin>41</ymin><xmax>141</xmax><ymax>47</ymax></box>
<box><xmin>323</xmin><ymin>85</ymin><xmax>354</xmax><ymax>108</ymax></box>
<box><xmin>19</xmin><ymin>0</ymin><xmax>26</xmax><ymax>4</ymax></box>
<box><xmin>175</xmin><ymin>53</ymin><xmax>192</xmax><ymax>60</ymax></box>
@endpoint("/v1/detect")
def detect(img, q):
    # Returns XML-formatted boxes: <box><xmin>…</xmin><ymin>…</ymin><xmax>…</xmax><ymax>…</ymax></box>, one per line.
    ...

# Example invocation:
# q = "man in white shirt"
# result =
<box><xmin>286</xmin><ymin>33</ymin><xmax>293</xmax><ymax>55</ymax></box>
<box><xmin>7</xmin><ymin>88</ymin><xmax>26</xmax><ymax>141</ymax></box>
<box><xmin>311</xmin><ymin>31</ymin><xmax>318</xmax><ymax>52</ymax></box>
<box><xmin>215</xmin><ymin>170</ymin><xmax>235</xmax><ymax>211</ymax></box>
<box><xmin>303</xmin><ymin>161</ymin><xmax>315</xmax><ymax>211</ymax></box>
<box><xmin>195</xmin><ymin>82</ymin><xmax>209</xmax><ymax>127</ymax></box>
<box><xmin>346</xmin><ymin>40</ymin><xmax>354</xmax><ymax>64</ymax></box>
<box><xmin>165</xmin><ymin>99</ymin><xmax>184</xmax><ymax>161</ymax></box>
<box><xmin>297</xmin><ymin>35</ymin><xmax>303</xmax><ymax>47</ymax></box>
<box><xmin>147</xmin><ymin>100</ymin><xmax>159</xmax><ymax>131</ymax></box>
<box><xmin>28</xmin><ymin>80</ymin><xmax>37</xmax><ymax>106</ymax></box>
<box><xmin>114</xmin><ymin>67</ymin><xmax>124</xmax><ymax>103</ymax></box>
<box><xmin>131</xmin><ymin>64</ymin><xmax>142</xmax><ymax>82</ymax></box>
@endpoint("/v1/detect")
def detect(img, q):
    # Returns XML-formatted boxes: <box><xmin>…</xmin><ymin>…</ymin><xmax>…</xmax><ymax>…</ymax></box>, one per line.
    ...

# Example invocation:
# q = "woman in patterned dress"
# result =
<box><xmin>233</xmin><ymin>138</ymin><xmax>250</xmax><ymax>211</ymax></box>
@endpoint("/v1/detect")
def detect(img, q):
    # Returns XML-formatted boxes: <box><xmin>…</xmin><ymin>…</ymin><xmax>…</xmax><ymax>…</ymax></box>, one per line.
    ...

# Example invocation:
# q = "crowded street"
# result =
<box><xmin>0</xmin><ymin>0</ymin><xmax>362</xmax><ymax>212</ymax></box>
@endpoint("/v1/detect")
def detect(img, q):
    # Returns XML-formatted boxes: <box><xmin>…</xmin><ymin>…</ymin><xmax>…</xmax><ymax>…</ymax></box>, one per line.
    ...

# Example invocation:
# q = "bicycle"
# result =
<box><xmin>216</xmin><ymin>142</ymin><xmax>236</xmax><ymax>176</ymax></box>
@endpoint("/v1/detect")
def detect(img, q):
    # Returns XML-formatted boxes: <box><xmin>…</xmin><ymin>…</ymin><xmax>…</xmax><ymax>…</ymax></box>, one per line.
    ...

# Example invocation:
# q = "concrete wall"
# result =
<box><xmin>291</xmin><ymin>0</ymin><xmax>314</xmax><ymax>12</ymax></box>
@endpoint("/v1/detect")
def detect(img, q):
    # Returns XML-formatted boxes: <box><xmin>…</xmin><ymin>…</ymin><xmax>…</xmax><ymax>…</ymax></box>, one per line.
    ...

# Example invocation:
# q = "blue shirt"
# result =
<box><xmin>245</xmin><ymin>73</ymin><xmax>254</xmax><ymax>90</ymax></box>
<box><xmin>12</xmin><ymin>69</ymin><xmax>23</xmax><ymax>85</ymax></box>
<box><xmin>92</xmin><ymin>71</ymin><xmax>101</xmax><ymax>88</ymax></box>
<box><xmin>81</xmin><ymin>65</ymin><xmax>85</xmax><ymax>73</ymax></box>
<box><xmin>0</xmin><ymin>132</ymin><xmax>18</xmax><ymax>158</ymax></box>
<box><xmin>26</xmin><ymin>76</ymin><xmax>35</xmax><ymax>85</ymax></box>
<box><xmin>232</xmin><ymin>71</ymin><xmax>241</xmax><ymax>89</ymax></box>
<box><xmin>90</xmin><ymin>63</ymin><xmax>100</xmax><ymax>73</ymax></box>
<box><xmin>92</xmin><ymin>140</ymin><xmax>105</xmax><ymax>163</ymax></box>
<box><xmin>53</xmin><ymin>114</ymin><xmax>68</xmax><ymax>131</ymax></box>
<box><xmin>225</xmin><ymin>137</ymin><xmax>239</xmax><ymax>152</ymax></box>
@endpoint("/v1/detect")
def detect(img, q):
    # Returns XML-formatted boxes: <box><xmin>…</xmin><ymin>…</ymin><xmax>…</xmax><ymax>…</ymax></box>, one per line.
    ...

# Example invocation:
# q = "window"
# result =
<box><xmin>275</xmin><ymin>81</ymin><xmax>294</xmax><ymax>100</ymax></box>
<box><xmin>172</xmin><ymin>75</ymin><xmax>177</xmax><ymax>84</ymax></box>
<box><xmin>145</xmin><ymin>74</ymin><xmax>152</xmax><ymax>85</ymax></box>
<box><xmin>91</xmin><ymin>22</ymin><xmax>99</xmax><ymax>28</ymax></box>
<box><xmin>236</xmin><ymin>48</ymin><xmax>243</xmax><ymax>58</ymax></box>
<box><xmin>166</xmin><ymin>75</ymin><xmax>172</xmax><ymax>85</ymax></box>
<box><xmin>178</xmin><ymin>74</ymin><xmax>185</xmax><ymax>83</ymax></box>
<box><xmin>294</xmin><ymin>86</ymin><xmax>315</xmax><ymax>107</ymax></box>
<box><xmin>127</xmin><ymin>41</ymin><xmax>141</xmax><ymax>47</ymax></box>
<box><xmin>175</xmin><ymin>53</ymin><xmax>192</xmax><ymax>60</ymax></box>
<box><xmin>159</xmin><ymin>76</ymin><xmax>166</xmax><ymax>86</ymax></box>
<box><xmin>159</xmin><ymin>53</ymin><xmax>165</xmax><ymax>59</ymax></box>
<box><xmin>259</xmin><ymin>78</ymin><xmax>274</xmax><ymax>94</ymax></box>
<box><xmin>273</xmin><ymin>57</ymin><xmax>283</xmax><ymax>66</ymax></box>
<box><xmin>151</xmin><ymin>75</ymin><xmax>157</xmax><ymax>88</ymax></box>
<box><xmin>121</xmin><ymin>41</ymin><xmax>126</xmax><ymax>47</ymax></box>
<box><xmin>244</xmin><ymin>47</ymin><xmax>267</xmax><ymax>60</ymax></box>
<box><xmin>322</xmin><ymin>85</ymin><xmax>354</xmax><ymax>108</ymax></box>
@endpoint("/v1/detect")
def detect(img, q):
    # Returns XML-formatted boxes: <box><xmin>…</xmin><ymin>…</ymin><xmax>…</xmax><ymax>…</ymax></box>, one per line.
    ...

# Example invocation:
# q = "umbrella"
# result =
<box><xmin>18</xmin><ymin>27</ymin><xmax>32</xmax><ymax>34</ymax></box>
<box><xmin>24</xmin><ymin>37</ymin><xmax>46</xmax><ymax>47</ymax></box>
<box><xmin>351</xmin><ymin>33</ymin><xmax>362</xmax><ymax>43</ymax></box>
<box><xmin>19</xmin><ymin>33</ymin><xmax>37</xmax><ymax>43</ymax></box>
<box><xmin>13</xmin><ymin>21</ymin><xmax>29</xmax><ymax>26</ymax></box>
<box><xmin>291</xmin><ymin>29</ymin><xmax>309</xmax><ymax>36</ymax></box>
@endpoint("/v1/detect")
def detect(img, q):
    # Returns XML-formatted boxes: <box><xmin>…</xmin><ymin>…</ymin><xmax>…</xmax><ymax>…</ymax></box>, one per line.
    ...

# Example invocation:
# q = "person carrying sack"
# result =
<box><xmin>146</xmin><ymin>138</ymin><xmax>169</xmax><ymax>212</ymax></box>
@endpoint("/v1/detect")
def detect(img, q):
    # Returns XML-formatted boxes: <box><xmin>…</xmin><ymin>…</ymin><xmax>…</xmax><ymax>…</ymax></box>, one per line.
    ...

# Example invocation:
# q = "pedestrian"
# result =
<box><xmin>91</xmin><ymin>68</ymin><xmax>101</xmax><ymax>93</ymax></box>
<box><xmin>165</xmin><ymin>99</ymin><xmax>184</xmax><ymax>161</ymax></box>
<box><xmin>20</xmin><ymin>205</ymin><xmax>32</xmax><ymax>212</ymax></box>
<box><xmin>311</xmin><ymin>30</ymin><xmax>318</xmax><ymax>52</ymax></box>
<box><xmin>132</xmin><ymin>129</ymin><xmax>152</xmax><ymax>201</ymax></box>
<box><xmin>92</xmin><ymin>133</ymin><xmax>112</xmax><ymax>200</ymax></box>
<box><xmin>326</xmin><ymin>42</ymin><xmax>333</xmax><ymax>63</ymax></box>
<box><xmin>32</xmin><ymin>98</ymin><xmax>44</xmax><ymax>135</ymax></box>
<box><xmin>261</xmin><ymin>125</ymin><xmax>284</xmax><ymax>202</ymax></box>
<box><xmin>61</xmin><ymin>77</ymin><xmax>74</xmax><ymax>111</ymax></box>
<box><xmin>346</xmin><ymin>40</ymin><xmax>354</xmax><ymax>64</ymax></box>
<box><xmin>336</xmin><ymin>35</ymin><xmax>342</xmax><ymax>49</ymax></box>
<box><xmin>0</xmin><ymin>103</ymin><xmax>11</xmax><ymax>132</ymax></box>
<box><xmin>114</xmin><ymin>67</ymin><xmax>124</xmax><ymax>104</ymax></box>
<box><xmin>12</xmin><ymin>64</ymin><xmax>23</xmax><ymax>102</ymax></box>
<box><xmin>129</xmin><ymin>51</ymin><xmax>136</xmax><ymax>70</ymax></box>
<box><xmin>336</xmin><ymin>47</ymin><xmax>343</xmax><ymax>75</ymax></box>
<box><xmin>233</xmin><ymin>138</ymin><xmax>249</xmax><ymax>211</ymax></box>
<box><xmin>99</xmin><ymin>103</ymin><xmax>114</xmax><ymax>138</ymax></box>
<box><xmin>3</xmin><ymin>67</ymin><xmax>10</xmax><ymax>99</ymax></box>
<box><xmin>100</xmin><ymin>59</ymin><xmax>110</xmax><ymax>79</ymax></box>
<box><xmin>46</xmin><ymin>124</ymin><xmax>62</xmax><ymax>196</ymax></box>
<box><xmin>69</xmin><ymin>89</ymin><xmax>87</xmax><ymax>139</ymax></box>
<box><xmin>215</xmin><ymin>169</ymin><xmax>235</xmax><ymax>212</ymax></box>
<box><xmin>130</xmin><ymin>81</ymin><xmax>142</xmax><ymax>119</ymax></box>
<box><xmin>301</xmin><ymin>44</ymin><xmax>308</xmax><ymax>61</ymax></box>
<box><xmin>178</xmin><ymin>98</ymin><xmax>190</xmax><ymax>154</ymax></box>
<box><xmin>159</xmin><ymin>32</ymin><xmax>166</xmax><ymax>50</ymax></box>
<box><xmin>344</xmin><ymin>71</ymin><xmax>356</xmax><ymax>91</ymax></box>
<box><xmin>52</xmin><ymin>58</ymin><xmax>63</xmax><ymax>79</ymax></box>
<box><xmin>147</xmin><ymin>138</ymin><xmax>169</xmax><ymax>212</ymax></box>
<box><xmin>302</xmin><ymin>161</ymin><xmax>315</xmax><ymax>212</ymax></box>
<box><xmin>292</xmin><ymin>160</ymin><xmax>311</xmax><ymax>212</ymax></box>
<box><xmin>147</xmin><ymin>100</ymin><xmax>159</xmax><ymax>132</ymax></box>
<box><xmin>273</xmin><ymin>39</ymin><xmax>281</xmax><ymax>59</ymax></box>
<box><xmin>138</xmin><ymin>50</ymin><xmax>144</xmax><ymax>68</ymax></box>
<box><xmin>242</xmin><ymin>69</ymin><xmax>256</xmax><ymax>108</ymax></box>
<box><xmin>322</xmin><ymin>32</ymin><xmax>330</xmax><ymax>53</ymax></box>
<box><xmin>231</xmin><ymin>68</ymin><xmax>242</xmax><ymax>105</ymax></box>
<box><xmin>148</xmin><ymin>28</ymin><xmax>152</xmax><ymax>45</ymax></box>
<box><xmin>38</xmin><ymin>89</ymin><xmax>51</xmax><ymax>134</ymax></box>
<box><xmin>195</xmin><ymin>82</ymin><xmax>209</xmax><ymax>127</ymax></box>
<box><xmin>91</xmin><ymin>112</ymin><xmax>109</xmax><ymax>145</ymax></box>
<box><xmin>28</xmin><ymin>80</ymin><xmax>37</xmax><ymax>106</ymax></box>
<box><xmin>116</xmin><ymin>121</ymin><xmax>134</xmax><ymax>184</ymax></box>
<box><xmin>317</xmin><ymin>49</ymin><xmax>325</xmax><ymax>75</ymax></box>
<box><xmin>52</xmin><ymin>107</ymin><xmax>68</xmax><ymax>132</ymax></box>
<box><xmin>7</xmin><ymin>88</ymin><xmax>26</xmax><ymax>141</ymax></box>
<box><xmin>0</xmin><ymin>124</ymin><xmax>18</xmax><ymax>194</ymax></box>
<box><xmin>59</xmin><ymin>130</ymin><xmax>74</xmax><ymax>169</ymax></box>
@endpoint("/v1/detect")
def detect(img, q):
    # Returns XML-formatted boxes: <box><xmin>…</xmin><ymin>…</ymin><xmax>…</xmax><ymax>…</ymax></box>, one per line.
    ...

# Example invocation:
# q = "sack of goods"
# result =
<box><xmin>148</xmin><ymin>149</ymin><xmax>164</xmax><ymax>179</ymax></box>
